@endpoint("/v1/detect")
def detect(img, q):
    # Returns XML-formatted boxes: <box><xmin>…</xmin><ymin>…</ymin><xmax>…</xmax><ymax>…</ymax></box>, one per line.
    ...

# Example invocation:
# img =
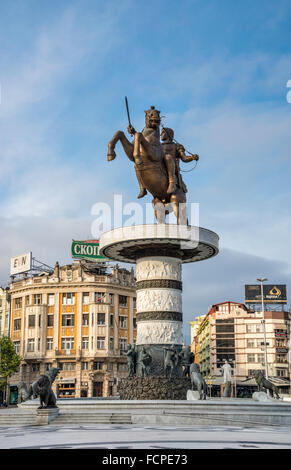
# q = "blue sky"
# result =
<box><xmin>0</xmin><ymin>0</ymin><xmax>291</xmax><ymax>341</ymax></box>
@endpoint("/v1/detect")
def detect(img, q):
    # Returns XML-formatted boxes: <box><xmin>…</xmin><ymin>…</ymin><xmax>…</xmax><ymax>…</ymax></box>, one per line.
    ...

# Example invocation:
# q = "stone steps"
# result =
<box><xmin>0</xmin><ymin>412</ymin><xmax>36</xmax><ymax>426</ymax></box>
<box><xmin>53</xmin><ymin>412</ymin><xmax>132</xmax><ymax>425</ymax></box>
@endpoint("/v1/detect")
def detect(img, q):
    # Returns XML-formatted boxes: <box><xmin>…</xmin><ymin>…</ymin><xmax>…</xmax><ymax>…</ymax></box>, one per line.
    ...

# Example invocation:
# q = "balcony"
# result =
<box><xmin>55</xmin><ymin>349</ymin><xmax>76</xmax><ymax>356</ymax></box>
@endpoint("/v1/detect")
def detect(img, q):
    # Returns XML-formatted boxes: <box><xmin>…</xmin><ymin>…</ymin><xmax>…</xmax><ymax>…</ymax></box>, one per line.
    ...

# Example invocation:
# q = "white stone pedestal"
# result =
<box><xmin>99</xmin><ymin>224</ymin><xmax>219</xmax><ymax>378</ymax></box>
<box><xmin>36</xmin><ymin>407</ymin><xmax>59</xmax><ymax>425</ymax></box>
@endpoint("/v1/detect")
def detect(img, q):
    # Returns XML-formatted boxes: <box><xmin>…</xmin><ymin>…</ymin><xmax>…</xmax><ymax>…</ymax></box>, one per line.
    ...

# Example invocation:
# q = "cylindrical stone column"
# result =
<box><xmin>135</xmin><ymin>256</ymin><xmax>183</xmax><ymax>346</ymax></box>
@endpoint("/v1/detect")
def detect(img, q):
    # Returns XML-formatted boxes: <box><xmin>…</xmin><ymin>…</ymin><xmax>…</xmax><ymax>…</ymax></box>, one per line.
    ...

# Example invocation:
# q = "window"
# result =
<box><xmin>246</xmin><ymin>324</ymin><xmax>255</xmax><ymax>333</ymax></box>
<box><xmin>216</xmin><ymin>338</ymin><xmax>235</xmax><ymax>348</ymax></box>
<box><xmin>14</xmin><ymin>318</ymin><xmax>21</xmax><ymax>331</ymax></box>
<box><xmin>119</xmin><ymin>338</ymin><xmax>127</xmax><ymax>351</ymax></box>
<box><xmin>107</xmin><ymin>362</ymin><xmax>113</xmax><ymax>371</ymax></box>
<box><xmin>25</xmin><ymin>295</ymin><xmax>30</xmax><ymax>305</ymax></box>
<box><xmin>133</xmin><ymin>297</ymin><xmax>136</xmax><ymax>309</ymax></box>
<box><xmin>47</xmin><ymin>315</ymin><xmax>54</xmax><ymax>327</ymax></box>
<box><xmin>109</xmin><ymin>337</ymin><xmax>114</xmax><ymax>350</ymax></box>
<box><xmin>247</xmin><ymin>354</ymin><xmax>255</xmax><ymax>363</ymax></box>
<box><xmin>62</xmin><ymin>314</ymin><xmax>75</xmax><ymax>326</ymax></box>
<box><xmin>31</xmin><ymin>363</ymin><xmax>40</xmax><ymax>372</ymax></box>
<box><xmin>59</xmin><ymin>362</ymin><xmax>75</xmax><ymax>371</ymax></box>
<box><xmin>15</xmin><ymin>298</ymin><xmax>22</xmax><ymax>309</ymax></box>
<box><xmin>33</xmin><ymin>294</ymin><xmax>42</xmax><ymax>305</ymax></box>
<box><xmin>61</xmin><ymin>337</ymin><xmax>74</xmax><ymax>350</ymax></box>
<box><xmin>277</xmin><ymin>368</ymin><xmax>287</xmax><ymax>377</ymax></box>
<box><xmin>81</xmin><ymin>362</ymin><xmax>88</xmax><ymax>370</ymax></box>
<box><xmin>46</xmin><ymin>363</ymin><xmax>52</xmax><ymax>371</ymax></box>
<box><xmin>48</xmin><ymin>294</ymin><xmax>54</xmax><ymax>306</ymax></box>
<box><xmin>28</xmin><ymin>315</ymin><xmax>35</xmax><ymax>328</ymax></box>
<box><xmin>82</xmin><ymin>337</ymin><xmax>89</xmax><ymax>349</ymax></box>
<box><xmin>119</xmin><ymin>295</ymin><xmax>127</xmax><ymax>307</ymax></box>
<box><xmin>256</xmin><ymin>324</ymin><xmax>263</xmax><ymax>333</ymax></box>
<box><xmin>276</xmin><ymin>354</ymin><xmax>287</xmax><ymax>363</ymax></box>
<box><xmin>257</xmin><ymin>354</ymin><xmax>265</xmax><ymax>364</ymax></box>
<box><xmin>108</xmin><ymin>294</ymin><xmax>114</xmax><ymax>305</ymax></box>
<box><xmin>117</xmin><ymin>363</ymin><xmax>127</xmax><ymax>372</ymax></box>
<box><xmin>275</xmin><ymin>329</ymin><xmax>287</xmax><ymax>337</ymax></box>
<box><xmin>14</xmin><ymin>341</ymin><xmax>20</xmax><ymax>353</ymax></box>
<box><xmin>119</xmin><ymin>316</ymin><xmax>127</xmax><ymax>329</ymax></box>
<box><xmin>27</xmin><ymin>339</ymin><xmax>35</xmax><ymax>352</ymax></box>
<box><xmin>97</xmin><ymin>337</ymin><xmax>105</xmax><ymax>349</ymax></box>
<box><xmin>95</xmin><ymin>292</ymin><xmax>105</xmax><ymax>303</ymax></box>
<box><xmin>62</xmin><ymin>293</ymin><xmax>75</xmax><ymax>305</ymax></box>
<box><xmin>82</xmin><ymin>313</ymin><xmax>89</xmax><ymax>326</ymax></box>
<box><xmin>247</xmin><ymin>339</ymin><xmax>256</xmax><ymax>348</ymax></box>
<box><xmin>38</xmin><ymin>338</ymin><xmax>40</xmax><ymax>350</ymax></box>
<box><xmin>133</xmin><ymin>317</ymin><xmax>137</xmax><ymax>329</ymax></box>
<box><xmin>110</xmin><ymin>315</ymin><xmax>114</xmax><ymax>327</ymax></box>
<box><xmin>83</xmin><ymin>292</ymin><xmax>89</xmax><ymax>305</ymax></box>
<box><xmin>93</xmin><ymin>362</ymin><xmax>103</xmax><ymax>370</ymax></box>
<box><xmin>97</xmin><ymin>313</ymin><xmax>105</xmax><ymax>325</ymax></box>
<box><xmin>46</xmin><ymin>338</ymin><xmax>53</xmax><ymax>350</ymax></box>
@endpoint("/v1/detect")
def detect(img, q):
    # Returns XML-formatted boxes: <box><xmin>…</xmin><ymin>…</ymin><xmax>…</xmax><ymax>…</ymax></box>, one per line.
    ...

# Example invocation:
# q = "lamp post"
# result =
<box><xmin>257</xmin><ymin>277</ymin><xmax>269</xmax><ymax>379</ymax></box>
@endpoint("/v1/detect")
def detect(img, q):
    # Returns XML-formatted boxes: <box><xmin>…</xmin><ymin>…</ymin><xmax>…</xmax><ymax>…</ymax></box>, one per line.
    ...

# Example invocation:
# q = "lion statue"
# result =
<box><xmin>18</xmin><ymin>367</ymin><xmax>60</xmax><ymax>409</ymax></box>
<box><xmin>190</xmin><ymin>363</ymin><xmax>208</xmax><ymax>400</ymax></box>
<box><xmin>253</xmin><ymin>370</ymin><xmax>280</xmax><ymax>399</ymax></box>
<box><xmin>17</xmin><ymin>381</ymin><xmax>31</xmax><ymax>403</ymax></box>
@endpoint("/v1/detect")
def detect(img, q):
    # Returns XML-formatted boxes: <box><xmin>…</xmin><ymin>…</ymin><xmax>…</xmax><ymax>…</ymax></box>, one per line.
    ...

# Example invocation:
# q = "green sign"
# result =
<box><xmin>71</xmin><ymin>240</ymin><xmax>109</xmax><ymax>262</ymax></box>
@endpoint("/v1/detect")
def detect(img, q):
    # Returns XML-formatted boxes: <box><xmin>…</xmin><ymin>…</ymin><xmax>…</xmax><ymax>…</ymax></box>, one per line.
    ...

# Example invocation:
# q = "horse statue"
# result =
<box><xmin>253</xmin><ymin>370</ymin><xmax>280</xmax><ymax>399</ymax></box>
<box><xmin>190</xmin><ymin>363</ymin><xmax>207</xmax><ymax>400</ymax></box>
<box><xmin>107</xmin><ymin>104</ymin><xmax>198</xmax><ymax>224</ymax></box>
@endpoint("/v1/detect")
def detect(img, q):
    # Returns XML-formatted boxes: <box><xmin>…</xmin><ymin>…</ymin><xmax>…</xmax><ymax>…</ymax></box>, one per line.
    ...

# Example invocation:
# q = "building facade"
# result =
<box><xmin>0</xmin><ymin>287</ymin><xmax>10</xmax><ymax>337</ymax></box>
<box><xmin>191</xmin><ymin>301</ymin><xmax>291</xmax><ymax>396</ymax></box>
<box><xmin>190</xmin><ymin>315</ymin><xmax>206</xmax><ymax>365</ymax></box>
<box><xmin>9</xmin><ymin>261</ymin><xmax>137</xmax><ymax>400</ymax></box>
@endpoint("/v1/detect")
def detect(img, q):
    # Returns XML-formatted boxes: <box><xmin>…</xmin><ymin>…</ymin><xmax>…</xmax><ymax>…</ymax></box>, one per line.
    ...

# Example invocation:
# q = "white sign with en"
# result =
<box><xmin>10</xmin><ymin>252</ymin><xmax>32</xmax><ymax>275</ymax></box>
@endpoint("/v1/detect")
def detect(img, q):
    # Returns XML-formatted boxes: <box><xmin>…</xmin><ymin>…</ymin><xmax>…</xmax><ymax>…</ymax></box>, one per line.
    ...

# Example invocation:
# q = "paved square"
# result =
<box><xmin>1</xmin><ymin>424</ymin><xmax>291</xmax><ymax>449</ymax></box>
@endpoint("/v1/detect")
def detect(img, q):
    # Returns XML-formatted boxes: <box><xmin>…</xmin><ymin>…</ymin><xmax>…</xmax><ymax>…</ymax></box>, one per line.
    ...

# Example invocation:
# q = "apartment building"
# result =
<box><xmin>9</xmin><ymin>260</ymin><xmax>136</xmax><ymax>401</ymax></box>
<box><xmin>191</xmin><ymin>301</ymin><xmax>291</xmax><ymax>396</ymax></box>
<box><xmin>0</xmin><ymin>287</ymin><xmax>10</xmax><ymax>337</ymax></box>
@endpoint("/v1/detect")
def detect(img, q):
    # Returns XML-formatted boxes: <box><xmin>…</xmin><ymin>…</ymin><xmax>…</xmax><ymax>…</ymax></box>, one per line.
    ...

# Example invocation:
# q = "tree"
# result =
<box><xmin>0</xmin><ymin>336</ymin><xmax>22</xmax><ymax>404</ymax></box>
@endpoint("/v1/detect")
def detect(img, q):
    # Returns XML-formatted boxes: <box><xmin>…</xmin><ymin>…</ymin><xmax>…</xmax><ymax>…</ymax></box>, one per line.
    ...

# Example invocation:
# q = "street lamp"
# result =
<box><xmin>257</xmin><ymin>277</ymin><xmax>269</xmax><ymax>379</ymax></box>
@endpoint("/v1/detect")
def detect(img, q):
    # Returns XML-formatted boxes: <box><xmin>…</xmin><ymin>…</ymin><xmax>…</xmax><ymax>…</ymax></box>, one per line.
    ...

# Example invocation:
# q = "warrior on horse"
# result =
<box><xmin>107</xmin><ymin>101</ymin><xmax>199</xmax><ymax>224</ymax></box>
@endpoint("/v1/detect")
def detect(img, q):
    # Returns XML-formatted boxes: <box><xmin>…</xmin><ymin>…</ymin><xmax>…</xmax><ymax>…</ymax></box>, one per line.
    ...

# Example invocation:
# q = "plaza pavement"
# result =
<box><xmin>1</xmin><ymin>424</ymin><xmax>291</xmax><ymax>449</ymax></box>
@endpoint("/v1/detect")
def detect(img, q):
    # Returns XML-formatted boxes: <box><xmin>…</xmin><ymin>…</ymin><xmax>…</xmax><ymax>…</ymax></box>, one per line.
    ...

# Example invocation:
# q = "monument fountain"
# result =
<box><xmin>99</xmin><ymin>103</ymin><xmax>219</xmax><ymax>399</ymax></box>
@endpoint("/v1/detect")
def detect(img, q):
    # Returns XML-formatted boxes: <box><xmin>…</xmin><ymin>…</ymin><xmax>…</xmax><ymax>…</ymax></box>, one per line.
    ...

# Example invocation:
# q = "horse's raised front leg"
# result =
<box><xmin>108</xmin><ymin>131</ymin><xmax>134</xmax><ymax>162</ymax></box>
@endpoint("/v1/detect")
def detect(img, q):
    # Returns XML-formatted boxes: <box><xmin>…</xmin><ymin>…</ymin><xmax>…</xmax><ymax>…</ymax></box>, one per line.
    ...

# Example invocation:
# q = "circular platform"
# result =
<box><xmin>99</xmin><ymin>224</ymin><xmax>219</xmax><ymax>264</ymax></box>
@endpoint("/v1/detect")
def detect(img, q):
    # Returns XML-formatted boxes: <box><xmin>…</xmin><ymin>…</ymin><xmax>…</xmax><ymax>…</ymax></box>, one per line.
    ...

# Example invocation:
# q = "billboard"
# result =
<box><xmin>245</xmin><ymin>284</ymin><xmax>287</xmax><ymax>303</ymax></box>
<box><xmin>71</xmin><ymin>240</ymin><xmax>109</xmax><ymax>262</ymax></box>
<box><xmin>10</xmin><ymin>252</ymin><xmax>32</xmax><ymax>275</ymax></box>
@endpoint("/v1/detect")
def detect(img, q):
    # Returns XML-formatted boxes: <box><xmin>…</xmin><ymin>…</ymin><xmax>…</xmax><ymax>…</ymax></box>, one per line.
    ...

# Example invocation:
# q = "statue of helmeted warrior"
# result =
<box><xmin>126</xmin><ymin>343</ymin><xmax>137</xmax><ymax>377</ymax></box>
<box><xmin>161</xmin><ymin>127</ymin><xmax>199</xmax><ymax>195</ymax></box>
<box><xmin>178</xmin><ymin>345</ymin><xmax>194</xmax><ymax>377</ymax></box>
<box><xmin>107</xmin><ymin>101</ymin><xmax>200</xmax><ymax>224</ymax></box>
<box><xmin>138</xmin><ymin>347</ymin><xmax>152</xmax><ymax>377</ymax></box>
<box><xmin>163</xmin><ymin>344</ymin><xmax>179</xmax><ymax>378</ymax></box>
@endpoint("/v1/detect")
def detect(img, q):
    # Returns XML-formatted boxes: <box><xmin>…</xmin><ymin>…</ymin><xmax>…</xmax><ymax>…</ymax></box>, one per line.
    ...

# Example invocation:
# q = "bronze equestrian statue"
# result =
<box><xmin>107</xmin><ymin>104</ymin><xmax>199</xmax><ymax>224</ymax></box>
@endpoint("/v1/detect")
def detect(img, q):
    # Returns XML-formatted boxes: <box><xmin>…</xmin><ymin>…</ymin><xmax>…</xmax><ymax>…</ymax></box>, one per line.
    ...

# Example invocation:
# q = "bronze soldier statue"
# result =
<box><xmin>126</xmin><ymin>343</ymin><xmax>137</xmax><ymax>377</ymax></box>
<box><xmin>107</xmin><ymin>102</ymin><xmax>199</xmax><ymax>224</ymax></box>
<box><xmin>161</xmin><ymin>127</ymin><xmax>199</xmax><ymax>195</ymax></box>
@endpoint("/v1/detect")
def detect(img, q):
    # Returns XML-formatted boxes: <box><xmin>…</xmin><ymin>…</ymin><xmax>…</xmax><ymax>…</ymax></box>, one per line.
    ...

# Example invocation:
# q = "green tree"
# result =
<box><xmin>0</xmin><ymin>336</ymin><xmax>22</xmax><ymax>404</ymax></box>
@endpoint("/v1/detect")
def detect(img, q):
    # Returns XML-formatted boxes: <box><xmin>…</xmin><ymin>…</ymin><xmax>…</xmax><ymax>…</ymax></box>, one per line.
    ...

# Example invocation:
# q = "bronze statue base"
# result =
<box><xmin>118</xmin><ymin>376</ymin><xmax>191</xmax><ymax>400</ymax></box>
